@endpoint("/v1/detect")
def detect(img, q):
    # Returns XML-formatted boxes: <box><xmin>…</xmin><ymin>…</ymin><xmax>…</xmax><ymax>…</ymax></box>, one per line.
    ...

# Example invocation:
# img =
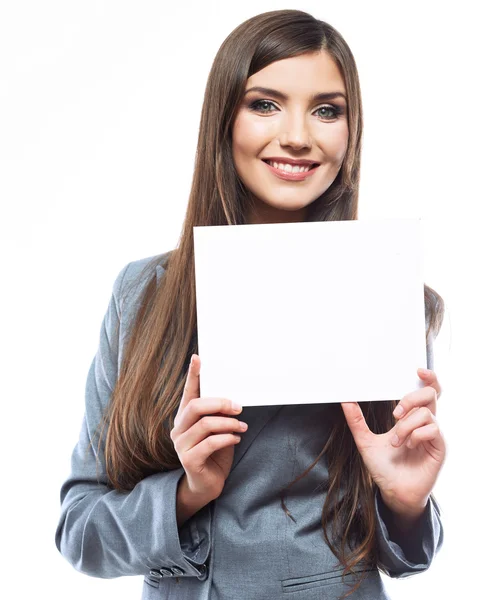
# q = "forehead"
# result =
<box><xmin>246</xmin><ymin>51</ymin><xmax>346</xmax><ymax>96</ymax></box>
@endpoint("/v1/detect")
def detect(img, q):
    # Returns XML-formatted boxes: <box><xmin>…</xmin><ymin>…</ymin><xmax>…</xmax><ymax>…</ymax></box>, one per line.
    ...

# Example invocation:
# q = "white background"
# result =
<box><xmin>1</xmin><ymin>1</ymin><xmax>487</xmax><ymax>598</ymax></box>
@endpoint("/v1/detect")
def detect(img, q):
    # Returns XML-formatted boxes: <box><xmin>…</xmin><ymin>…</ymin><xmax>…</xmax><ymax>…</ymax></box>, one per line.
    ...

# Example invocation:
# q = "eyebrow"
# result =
<box><xmin>243</xmin><ymin>86</ymin><xmax>347</xmax><ymax>103</ymax></box>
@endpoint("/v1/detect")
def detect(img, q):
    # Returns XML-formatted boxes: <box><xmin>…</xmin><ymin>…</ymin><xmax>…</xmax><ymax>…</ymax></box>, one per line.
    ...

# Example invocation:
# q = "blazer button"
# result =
<box><xmin>149</xmin><ymin>570</ymin><xmax>163</xmax><ymax>579</ymax></box>
<box><xmin>170</xmin><ymin>566</ymin><xmax>185</xmax><ymax>576</ymax></box>
<box><xmin>159</xmin><ymin>567</ymin><xmax>174</xmax><ymax>577</ymax></box>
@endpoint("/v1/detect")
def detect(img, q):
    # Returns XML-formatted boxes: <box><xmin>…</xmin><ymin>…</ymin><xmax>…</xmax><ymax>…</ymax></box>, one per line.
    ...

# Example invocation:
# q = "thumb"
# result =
<box><xmin>341</xmin><ymin>402</ymin><xmax>373</xmax><ymax>450</ymax></box>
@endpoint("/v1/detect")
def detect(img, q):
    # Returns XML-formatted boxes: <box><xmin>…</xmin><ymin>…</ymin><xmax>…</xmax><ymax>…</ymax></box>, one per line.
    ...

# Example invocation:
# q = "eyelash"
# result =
<box><xmin>248</xmin><ymin>99</ymin><xmax>344</xmax><ymax>121</ymax></box>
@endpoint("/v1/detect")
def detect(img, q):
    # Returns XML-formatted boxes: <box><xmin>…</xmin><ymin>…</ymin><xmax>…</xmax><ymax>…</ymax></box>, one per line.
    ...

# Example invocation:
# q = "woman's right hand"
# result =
<box><xmin>170</xmin><ymin>354</ymin><xmax>248</xmax><ymax>501</ymax></box>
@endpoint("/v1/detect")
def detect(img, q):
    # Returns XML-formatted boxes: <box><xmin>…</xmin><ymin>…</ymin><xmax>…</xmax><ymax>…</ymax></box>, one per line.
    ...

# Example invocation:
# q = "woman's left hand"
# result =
<box><xmin>341</xmin><ymin>368</ymin><xmax>447</xmax><ymax>516</ymax></box>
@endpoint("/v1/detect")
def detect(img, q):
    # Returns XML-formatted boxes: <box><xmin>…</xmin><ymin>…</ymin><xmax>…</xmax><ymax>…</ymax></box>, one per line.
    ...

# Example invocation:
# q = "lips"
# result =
<box><xmin>262</xmin><ymin>159</ymin><xmax>320</xmax><ymax>181</ymax></box>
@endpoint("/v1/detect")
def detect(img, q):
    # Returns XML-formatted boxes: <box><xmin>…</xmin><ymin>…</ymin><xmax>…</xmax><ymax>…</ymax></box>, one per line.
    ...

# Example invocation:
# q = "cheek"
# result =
<box><xmin>322</xmin><ymin>123</ymin><xmax>349</xmax><ymax>163</ymax></box>
<box><xmin>232</xmin><ymin>113</ymin><xmax>273</xmax><ymax>157</ymax></box>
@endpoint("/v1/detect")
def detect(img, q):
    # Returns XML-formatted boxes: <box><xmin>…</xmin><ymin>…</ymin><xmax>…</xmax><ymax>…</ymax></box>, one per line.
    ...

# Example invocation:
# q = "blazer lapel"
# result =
<box><xmin>229</xmin><ymin>405</ymin><xmax>283</xmax><ymax>473</ymax></box>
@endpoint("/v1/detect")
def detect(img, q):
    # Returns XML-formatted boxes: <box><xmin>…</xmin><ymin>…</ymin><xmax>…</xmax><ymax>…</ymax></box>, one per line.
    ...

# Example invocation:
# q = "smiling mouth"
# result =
<box><xmin>262</xmin><ymin>159</ymin><xmax>320</xmax><ymax>173</ymax></box>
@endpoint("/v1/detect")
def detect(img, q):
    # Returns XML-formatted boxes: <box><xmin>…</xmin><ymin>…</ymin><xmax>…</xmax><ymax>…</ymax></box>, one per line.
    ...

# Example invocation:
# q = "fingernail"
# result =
<box><xmin>419</xmin><ymin>368</ymin><xmax>431</xmax><ymax>376</ymax></box>
<box><xmin>393</xmin><ymin>405</ymin><xmax>404</xmax><ymax>418</ymax></box>
<box><xmin>190</xmin><ymin>355</ymin><xmax>195</xmax><ymax>367</ymax></box>
<box><xmin>232</xmin><ymin>401</ymin><xmax>242</xmax><ymax>411</ymax></box>
<box><xmin>391</xmin><ymin>434</ymin><xmax>400</xmax><ymax>446</ymax></box>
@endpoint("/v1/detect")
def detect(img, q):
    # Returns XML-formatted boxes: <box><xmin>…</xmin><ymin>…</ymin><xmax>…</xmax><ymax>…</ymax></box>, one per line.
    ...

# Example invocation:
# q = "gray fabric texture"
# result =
<box><xmin>55</xmin><ymin>253</ymin><xmax>443</xmax><ymax>599</ymax></box>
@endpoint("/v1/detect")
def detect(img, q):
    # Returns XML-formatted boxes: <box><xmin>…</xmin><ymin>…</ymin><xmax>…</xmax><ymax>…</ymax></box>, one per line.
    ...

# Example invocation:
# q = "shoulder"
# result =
<box><xmin>113</xmin><ymin>250</ymin><xmax>174</xmax><ymax>313</ymax></box>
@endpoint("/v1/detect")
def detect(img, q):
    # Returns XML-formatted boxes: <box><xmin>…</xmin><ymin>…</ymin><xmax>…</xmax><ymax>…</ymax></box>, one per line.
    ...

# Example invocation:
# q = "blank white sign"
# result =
<box><xmin>193</xmin><ymin>218</ymin><xmax>427</xmax><ymax>407</ymax></box>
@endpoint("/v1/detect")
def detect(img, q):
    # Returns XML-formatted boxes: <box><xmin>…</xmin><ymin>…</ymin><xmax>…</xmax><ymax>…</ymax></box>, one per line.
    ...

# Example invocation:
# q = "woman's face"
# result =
<box><xmin>232</xmin><ymin>51</ymin><xmax>349</xmax><ymax>224</ymax></box>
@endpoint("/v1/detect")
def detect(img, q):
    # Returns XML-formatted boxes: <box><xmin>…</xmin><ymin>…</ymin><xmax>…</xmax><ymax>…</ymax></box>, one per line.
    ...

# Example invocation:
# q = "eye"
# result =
<box><xmin>249</xmin><ymin>100</ymin><xmax>277</xmax><ymax>113</ymax></box>
<box><xmin>248</xmin><ymin>99</ymin><xmax>343</xmax><ymax>121</ymax></box>
<box><xmin>314</xmin><ymin>105</ymin><xmax>343</xmax><ymax>120</ymax></box>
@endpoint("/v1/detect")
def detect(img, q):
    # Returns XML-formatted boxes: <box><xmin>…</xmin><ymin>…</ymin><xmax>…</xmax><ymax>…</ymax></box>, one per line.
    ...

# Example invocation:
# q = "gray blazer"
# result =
<box><xmin>55</xmin><ymin>252</ymin><xmax>443</xmax><ymax>600</ymax></box>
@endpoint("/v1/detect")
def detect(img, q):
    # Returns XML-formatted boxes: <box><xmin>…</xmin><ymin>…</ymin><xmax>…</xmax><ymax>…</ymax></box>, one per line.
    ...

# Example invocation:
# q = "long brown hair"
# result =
<box><xmin>96</xmin><ymin>10</ymin><xmax>444</xmax><ymax>598</ymax></box>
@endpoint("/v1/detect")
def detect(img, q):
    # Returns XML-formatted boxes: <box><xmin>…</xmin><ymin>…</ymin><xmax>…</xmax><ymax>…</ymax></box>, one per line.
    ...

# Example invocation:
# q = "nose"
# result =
<box><xmin>279</xmin><ymin>111</ymin><xmax>312</xmax><ymax>151</ymax></box>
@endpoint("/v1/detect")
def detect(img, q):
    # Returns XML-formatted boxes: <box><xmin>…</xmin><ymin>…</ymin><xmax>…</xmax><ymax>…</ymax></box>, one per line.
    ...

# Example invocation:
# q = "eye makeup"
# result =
<box><xmin>248</xmin><ymin>99</ymin><xmax>345</xmax><ymax>121</ymax></box>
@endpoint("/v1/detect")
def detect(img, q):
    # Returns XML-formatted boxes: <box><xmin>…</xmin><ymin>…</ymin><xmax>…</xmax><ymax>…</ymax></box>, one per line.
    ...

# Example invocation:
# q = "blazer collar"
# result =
<box><xmin>156</xmin><ymin>264</ymin><xmax>165</xmax><ymax>285</ymax></box>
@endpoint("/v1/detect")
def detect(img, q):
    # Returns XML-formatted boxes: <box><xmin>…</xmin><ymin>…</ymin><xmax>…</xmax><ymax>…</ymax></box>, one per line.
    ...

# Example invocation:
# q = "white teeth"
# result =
<box><xmin>267</xmin><ymin>160</ymin><xmax>312</xmax><ymax>173</ymax></box>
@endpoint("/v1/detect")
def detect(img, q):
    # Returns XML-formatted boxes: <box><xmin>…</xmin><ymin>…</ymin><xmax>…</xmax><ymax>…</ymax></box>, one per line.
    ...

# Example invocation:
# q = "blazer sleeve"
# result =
<box><xmin>54</xmin><ymin>262</ymin><xmax>212</xmax><ymax>580</ymax></box>
<box><xmin>373</xmin><ymin>326</ymin><xmax>444</xmax><ymax>577</ymax></box>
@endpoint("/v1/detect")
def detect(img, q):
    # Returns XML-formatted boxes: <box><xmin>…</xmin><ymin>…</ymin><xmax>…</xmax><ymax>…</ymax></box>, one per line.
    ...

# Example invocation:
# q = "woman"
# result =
<box><xmin>55</xmin><ymin>9</ymin><xmax>446</xmax><ymax>600</ymax></box>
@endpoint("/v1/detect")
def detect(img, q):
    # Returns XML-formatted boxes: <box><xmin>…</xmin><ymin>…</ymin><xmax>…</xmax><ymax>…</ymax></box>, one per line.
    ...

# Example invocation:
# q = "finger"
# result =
<box><xmin>179</xmin><ymin>354</ymin><xmax>201</xmax><ymax>413</ymax></box>
<box><xmin>341</xmin><ymin>402</ymin><xmax>373</xmax><ymax>449</ymax></box>
<box><xmin>406</xmin><ymin>422</ymin><xmax>445</xmax><ymax>456</ymax></box>
<box><xmin>184</xmin><ymin>433</ymin><xmax>242</xmax><ymax>469</ymax></box>
<box><xmin>417</xmin><ymin>368</ymin><xmax>443</xmax><ymax>398</ymax></box>
<box><xmin>175</xmin><ymin>415</ymin><xmax>247</xmax><ymax>453</ymax></box>
<box><xmin>393</xmin><ymin>385</ymin><xmax>438</xmax><ymax>420</ymax></box>
<box><xmin>391</xmin><ymin>406</ymin><xmax>436</xmax><ymax>447</ymax></box>
<box><xmin>174</xmin><ymin>396</ymin><xmax>242</xmax><ymax>436</ymax></box>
